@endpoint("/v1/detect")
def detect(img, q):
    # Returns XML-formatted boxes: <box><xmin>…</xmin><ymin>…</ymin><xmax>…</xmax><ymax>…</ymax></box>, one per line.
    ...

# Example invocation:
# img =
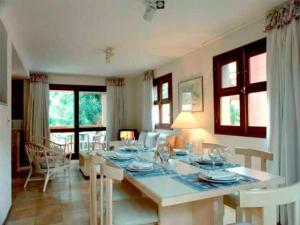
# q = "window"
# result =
<box><xmin>213</xmin><ymin>38</ymin><xmax>267</xmax><ymax>138</ymax></box>
<box><xmin>49</xmin><ymin>85</ymin><xmax>106</xmax><ymax>158</ymax></box>
<box><xmin>153</xmin><ymin>73</ymin><xmax>173</xmax><ymax>129</ymax></box>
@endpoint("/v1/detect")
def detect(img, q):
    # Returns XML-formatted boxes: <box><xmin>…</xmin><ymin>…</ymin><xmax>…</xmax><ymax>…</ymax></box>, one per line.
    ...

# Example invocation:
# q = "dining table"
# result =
<box><xmin>95</xmin><ymin>148</ymin><xmax>285</xmax><ymax>225</ymax></box>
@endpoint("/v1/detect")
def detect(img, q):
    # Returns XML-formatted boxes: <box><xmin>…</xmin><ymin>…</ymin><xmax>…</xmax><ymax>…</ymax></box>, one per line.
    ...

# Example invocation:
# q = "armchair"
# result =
<box><xmin>24</xmin><ymin>136</ymin><xmax>72</xmax><ymax>192</ymax></box>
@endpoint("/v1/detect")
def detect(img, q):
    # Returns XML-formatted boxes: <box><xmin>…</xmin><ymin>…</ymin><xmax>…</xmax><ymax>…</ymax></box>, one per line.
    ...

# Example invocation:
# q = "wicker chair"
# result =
<box><xmin>24</xmin><ymin>136</ymin><xmax>72</xmax><ymax>192</ymax></box>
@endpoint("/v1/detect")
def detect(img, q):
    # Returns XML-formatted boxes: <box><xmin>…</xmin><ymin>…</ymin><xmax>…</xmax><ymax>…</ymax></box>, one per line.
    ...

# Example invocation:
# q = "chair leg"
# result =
<box><xmin>43</xmin><ymin>172</ymin><xmax>50</xmax><ymax>192</ymax></box>
<box><xmin>236</xmin><ymin>206</ymin><xmax>244</xmax><ymax>223</ymax></box>
<box><xmin>24</xmin><ymin>167</ymin><xmax>33</xmax><ymax>189</ymax></box>
<box><xmin>68</xmin><ymin>166</ymin><xmax>71</xmax><ymax>188</ymax></box>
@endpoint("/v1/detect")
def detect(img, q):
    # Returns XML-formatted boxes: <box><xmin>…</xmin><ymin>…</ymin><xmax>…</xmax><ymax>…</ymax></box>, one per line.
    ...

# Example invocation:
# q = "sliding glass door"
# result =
<box><xmin>49</xmin><ymin>85</ymin><xmax>106</xmax><ymax>159</ymax></box>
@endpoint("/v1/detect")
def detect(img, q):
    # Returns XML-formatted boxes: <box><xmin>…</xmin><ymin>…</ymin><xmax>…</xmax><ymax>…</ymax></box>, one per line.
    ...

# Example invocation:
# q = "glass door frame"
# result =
<box><xmin>49</xmin><ymin>84</ymin><xmax>106</xmax><ymax>159</ymax></box>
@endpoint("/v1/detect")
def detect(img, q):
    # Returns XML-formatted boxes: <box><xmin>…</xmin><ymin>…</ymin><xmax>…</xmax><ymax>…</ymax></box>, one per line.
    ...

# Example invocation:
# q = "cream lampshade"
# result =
<box><xmin>171</xmin><ymin>112</ymin><xmax>200</xmax><ymax>129</ymax></box>
<box><xmin>171</xmin><ymin>112</ymin><xmax>200</xmax><ymax>145</ymax></box>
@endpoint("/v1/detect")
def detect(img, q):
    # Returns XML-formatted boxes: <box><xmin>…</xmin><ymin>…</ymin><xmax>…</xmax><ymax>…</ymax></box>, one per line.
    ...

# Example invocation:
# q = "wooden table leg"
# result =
<box><xmin>159</xmin><ymin>197</ymin><xmax>223</xmax><ymax>225</ymax></box>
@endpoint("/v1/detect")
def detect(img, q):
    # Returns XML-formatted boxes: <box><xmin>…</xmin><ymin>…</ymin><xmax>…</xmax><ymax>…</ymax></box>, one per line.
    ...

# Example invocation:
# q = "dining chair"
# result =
<box><xmin>234</xmin><ymin>181</ymin><xmax>300</xmax><ymax>225</ymax></box>
<box><xmin>89</xmin><ymin>155</ymin><xmax>158</xmax><ymax>225</ymax></box>
<box><xmin>224</xmin><ymin>148</ymin><xmax>273</xmax><ymax>222</ymax></box>
<box><xmin>24</xmin><ymin>141</ymin><xmax>72</xmax><ymax>192</ymax></box>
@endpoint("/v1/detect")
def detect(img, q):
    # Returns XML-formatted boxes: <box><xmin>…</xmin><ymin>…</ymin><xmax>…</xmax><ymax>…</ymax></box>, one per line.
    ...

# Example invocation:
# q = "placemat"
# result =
<box><xmin>172</xmin><ymin>173</ymin><xmax>259</xmax><ymax>192</ymax></box>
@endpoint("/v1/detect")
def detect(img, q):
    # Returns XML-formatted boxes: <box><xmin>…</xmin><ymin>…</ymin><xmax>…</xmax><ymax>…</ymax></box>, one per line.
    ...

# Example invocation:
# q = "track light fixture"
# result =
<box><xmin>143</xmin><ymin>0</ymin><xmax>165</xmax><ymax>22</ymax></box>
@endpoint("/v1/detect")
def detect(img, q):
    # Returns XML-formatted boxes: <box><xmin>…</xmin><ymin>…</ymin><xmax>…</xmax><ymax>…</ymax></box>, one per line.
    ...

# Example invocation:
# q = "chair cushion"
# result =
<box><xmin>156</xmin><ymin>133</ymin><xmax>168</xmax><ymax>147</ymax></box>
<box><xmin>144</xmin><ymin>132</ymin><xmax>159</xmax><ymax>148</ymax></box>
<box><xmin>113</xmin><ymin>197</ymin><xmax>158</xmax><ymax>225</ymax></box>
<box><xmin>39</xmin><ymin>158</ymin><xmax>69</xmax><ymax>169</ymax></box>
<box><xmin>137</xmin><ymin>132</ymin><xmax>147</xmax><ymax>146</ymax></box>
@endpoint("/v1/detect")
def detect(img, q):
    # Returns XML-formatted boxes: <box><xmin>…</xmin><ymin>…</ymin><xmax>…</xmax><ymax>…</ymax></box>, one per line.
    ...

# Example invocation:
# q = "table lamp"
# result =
<box><xmin>171</xmin><ymin>112</ymin><xmax>200</xmax><ymax>145</ymax></box>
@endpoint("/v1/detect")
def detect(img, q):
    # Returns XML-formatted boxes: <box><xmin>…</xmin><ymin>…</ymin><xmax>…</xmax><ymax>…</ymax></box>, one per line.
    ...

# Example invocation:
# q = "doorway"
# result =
<box><xmin>49</xmin><ymin>84</ymin><xmax>106</xmax><ymax>159</ymax></box>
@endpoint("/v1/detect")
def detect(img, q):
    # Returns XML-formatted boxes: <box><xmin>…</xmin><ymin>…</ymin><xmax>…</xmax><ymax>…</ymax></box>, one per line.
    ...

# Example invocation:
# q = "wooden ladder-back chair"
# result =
<box><xmin>235</xmin><ymin>181</ymin><xmax>300</xmax><ymax>225</ymax></box>
<box><xmin>224</xmin><ymin>148</ymin><xmax>273</xmax><ymax>222</ymax></box>
<box><xmin>89</xmin><ymin>155</ymin><xmax>158</xmax><ymax>225</ymax></box>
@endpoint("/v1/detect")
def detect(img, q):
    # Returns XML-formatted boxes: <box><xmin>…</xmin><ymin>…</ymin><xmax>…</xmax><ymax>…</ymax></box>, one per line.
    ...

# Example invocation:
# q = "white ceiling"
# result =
<box><xmin>1</xmin><ymin>0</ymin><xmax>282</xmax><ymax>77</ymax></box>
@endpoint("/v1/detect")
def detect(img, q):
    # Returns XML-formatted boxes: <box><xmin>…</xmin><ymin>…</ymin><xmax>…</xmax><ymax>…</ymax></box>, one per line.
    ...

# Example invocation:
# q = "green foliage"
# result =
<box><xmin>49</xmin><ymin>91</ymin><xmax>102</xmax><ymax>127</ymax></box>
<box><xmin>79</xmin><ymin>93</ymin><xmax>102</xmax><ymax>126</ymax></box>
<box><xmin>230</xmin><ymin>104</ymin><xmax>240</xmax><ymax>125</ymax></box>
<box><xmin>49</xmin><ymin>91</ymin><xmax>74</xmax><ymax>127</ymax></box>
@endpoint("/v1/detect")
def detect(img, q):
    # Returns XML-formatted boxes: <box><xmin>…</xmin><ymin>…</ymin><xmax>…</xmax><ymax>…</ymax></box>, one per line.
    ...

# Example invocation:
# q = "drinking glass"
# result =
<box><xmin>208</xmin><ymin>149</ymin><xmax>220</xmax><ymax>170</ymax></box>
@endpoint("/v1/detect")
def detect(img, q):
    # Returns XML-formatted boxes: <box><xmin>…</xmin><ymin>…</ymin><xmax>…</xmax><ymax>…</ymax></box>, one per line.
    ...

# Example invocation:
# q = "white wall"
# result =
<box><xmin>0</xmin><ymin>21</ymin><xmax>12</xmax><ymax>224</ymax></box>
<box><xmin>154</xmin><ymin>19</ymin><xmax>267</xmax><ymax>166</ymax></box>
<box><xmin>48</xmin><ymin>73</ymin><xmax>106</xmax><ymax>86</ymax></box>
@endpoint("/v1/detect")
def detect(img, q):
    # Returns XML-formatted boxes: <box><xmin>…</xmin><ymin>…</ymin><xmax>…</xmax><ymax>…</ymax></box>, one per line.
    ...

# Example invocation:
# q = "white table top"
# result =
<box><xmin>100</xmin><ymin>150</ymin><xmax>285</xmax><ymax>207</ymax></box>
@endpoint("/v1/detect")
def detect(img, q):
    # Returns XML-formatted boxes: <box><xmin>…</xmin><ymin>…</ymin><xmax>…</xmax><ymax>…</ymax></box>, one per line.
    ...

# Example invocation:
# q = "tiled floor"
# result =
<box><xmin>6</xmin><ymin>160</ymin><xmax>236</xmax><ymax>225</ymax></box>
<box><xmin>6</xmin><ymin>161</ymin><xmax>90</xmax><ymax>225</ymax></box>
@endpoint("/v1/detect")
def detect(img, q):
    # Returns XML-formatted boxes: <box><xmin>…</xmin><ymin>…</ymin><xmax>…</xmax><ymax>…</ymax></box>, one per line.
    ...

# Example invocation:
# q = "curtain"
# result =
<box><xmin>106</xmin><ymin>78</ymin><xmax>125</xmax><ymax>143</ymax></box>
<box><xmin>142</xmin><ymin>70</ymin><xmax>154</xmax><ymax>131</ymax></box>
<box><xmin>25</xmin><ymin>74</ymin><xmax>50</xmax><ymax>141</ymax></box>
<box><xmin>266</xmin><ymin>1</ymin><xmax>300</xmax><ymax>224</ymax></box>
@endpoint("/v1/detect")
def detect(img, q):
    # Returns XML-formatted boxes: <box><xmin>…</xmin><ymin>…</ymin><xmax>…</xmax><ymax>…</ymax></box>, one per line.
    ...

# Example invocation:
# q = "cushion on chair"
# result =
<box><xmin>156</xmin><ymin>133</ymin><xmax>168</xmax><ymax>147</ymax></box>
<box><xmin>39</xmin><ymin>158</ymin><xmax>69</xmax><ymax>169</ymax></box>
<box><xmin>113</xmin><ymin>197</ymin><xmax>158</xmax><ymax>225</ymax></box>
<box><xmin>137</xmin><ymin>132</ymin><xmax>148</xmax><ymax>146</ymax></box>
<box><xmin>144</xmin><ymin>132</ymin><xmax>159</xmax><ymax>148</ymax></box>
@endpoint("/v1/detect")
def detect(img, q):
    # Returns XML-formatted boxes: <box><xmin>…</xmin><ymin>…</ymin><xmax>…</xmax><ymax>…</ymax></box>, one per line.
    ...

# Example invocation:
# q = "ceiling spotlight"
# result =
<box><xmin>143</xmin><ymin>0</ymin><xmax>165</xmax><ymax>22</ymax></box>
<box><xmin>104</xmin><ymin>47</ymin><xmax>114</xmax><ymax>64</ymax></box>
<box><xmin>156</xmin><ymin>0</ymin><xmax>165</xmax><ymax>9</ymax></box>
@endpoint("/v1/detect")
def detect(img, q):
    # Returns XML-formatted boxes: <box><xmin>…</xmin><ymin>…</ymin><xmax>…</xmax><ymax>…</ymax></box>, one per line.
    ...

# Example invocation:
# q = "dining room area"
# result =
<box><xmin>1</xmin><ymin>0</ymin><xmax>300</xmax><ymax>225</ymax></box>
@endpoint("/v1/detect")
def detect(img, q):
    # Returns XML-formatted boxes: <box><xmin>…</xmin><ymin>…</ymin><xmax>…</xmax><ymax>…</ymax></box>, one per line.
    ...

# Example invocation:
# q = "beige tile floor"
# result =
<box><xmin>5</xmin><ymin>160</ymin><xmax>236</xmax><ymax>225</ymax></box>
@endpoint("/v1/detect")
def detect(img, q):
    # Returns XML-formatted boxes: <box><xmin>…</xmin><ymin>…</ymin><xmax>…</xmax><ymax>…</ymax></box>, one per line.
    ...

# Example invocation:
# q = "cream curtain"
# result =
<box><xmin>25</xmin><ymin>74</ymin><xmax>50</xmax><ymax>141</ymax></box>
<box><xmin>142</xmin><ymin>70</ymin><xmax>154</xmax><ymax>131</ymax></box>
<box><xmin>106</xmin><ymin>78</ymin><xmax>125</xmax><ymax>142</ymax></box>
<box><xmin>266</xmin><ymin>1</ymin><xmax>300</xmax><ymax>224</ymax></box>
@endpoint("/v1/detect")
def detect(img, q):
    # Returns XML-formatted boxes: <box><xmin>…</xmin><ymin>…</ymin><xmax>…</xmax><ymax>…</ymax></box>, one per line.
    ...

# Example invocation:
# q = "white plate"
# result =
<box><xmin>110</xmin><ymin>152</ymin><xmax>134</xmax><ymax>160</ymax></box>
<box><xmin>198</xmin><ymin>171</ymin><xmax>238</xmax><ymax>183</ymax></box>
<box><xmin>126</xmin><ymin>161</ymin><xmax>154</xmax><ymax>172</ymax></box>
<box><xmin>198</xmin><ymin>175</ymin><xmax>239</xmax><ymax>183</ymax></box>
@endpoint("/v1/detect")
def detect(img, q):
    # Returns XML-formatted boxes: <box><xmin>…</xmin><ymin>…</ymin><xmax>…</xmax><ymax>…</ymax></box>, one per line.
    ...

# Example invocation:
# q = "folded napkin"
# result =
<box><xmin>200</xmin><ymin>171</ymin><xmax>236</xmax><ymax>180</ymax></box>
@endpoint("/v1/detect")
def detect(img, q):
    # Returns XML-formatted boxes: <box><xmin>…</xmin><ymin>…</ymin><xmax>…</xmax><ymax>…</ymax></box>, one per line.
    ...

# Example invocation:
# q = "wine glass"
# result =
<box><xmin>208</xmin><ymin>148</ymin><xmax>220</xmax><ymax>170</ymax></box>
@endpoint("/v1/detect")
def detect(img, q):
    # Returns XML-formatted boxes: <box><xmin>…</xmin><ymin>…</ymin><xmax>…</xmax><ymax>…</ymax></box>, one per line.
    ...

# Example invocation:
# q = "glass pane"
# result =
<box><xmin>162</xmin><ymin>82</ymin><xmax>169</xmax><ymax>99</ymax></box>
<box><xmin>49</xmin><ymin>90</ymin><xmax>74</xmax><ymax>128</ymax></box>
<box><xmin>153</xmin><ymin>105</ymin><xmax>159</xmax><ymax>125</ymax></box>
<box><xmin>79</xmin><ymin>131</ymin><xmax>106</xmax><ymax>151</ymax></box>
<box><xmin>153</xmin><ymin>86</ymin><xmax>158</xmax><ymax>101</ymax></box>
<box><xmin>248</xmin><ymin>91</ymin><xmax>267</xmax><ymax>127</ymax></box>
<box><xmin>222</xmin><ymin>62</ymin><xmax>237</xmax><ymax>88</ymax></box>
<box><xmin>249</xmin><ymin>53</ymin><xmax>266</xmax><ymax>83</ymax></box>
<box><xmin>79</xmin><ymin>92</ymin><xmax>103</xmax><ymax>128</ymax></box>
<box><xmin>220</xmin><ymin>95</ymin><xmax>240</xmax><ymax>126</ymax></box>
<box><xmin>162</xmin><ymin>103</ymin><xmax>170</xmax><ymax>124</ymax></box>
<box><xmin>50</xmin><ymin>132</ymin><xmax>75</xmax><ymax>154</ymax></box>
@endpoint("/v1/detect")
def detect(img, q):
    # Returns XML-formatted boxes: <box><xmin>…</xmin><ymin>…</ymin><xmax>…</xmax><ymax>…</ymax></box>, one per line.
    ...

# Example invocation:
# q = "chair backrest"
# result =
<box><xmin>235</xmin><ymin>148</ymin><xmax>273</xmax><ymax>171</ymax></box>
<box><xmin>239</xmin><ymin>181</ymin><xmax>300</xmax><ymax>225</ymax></box>
<box><xmin>25</xmin><ymin>142</ymin><xmax>49</xmax><ymax>171</ymax></box>
<box><xmin>89</xmin><ymin>155</ymin><xmax>124</xmax><ymax>225</ymax></box>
